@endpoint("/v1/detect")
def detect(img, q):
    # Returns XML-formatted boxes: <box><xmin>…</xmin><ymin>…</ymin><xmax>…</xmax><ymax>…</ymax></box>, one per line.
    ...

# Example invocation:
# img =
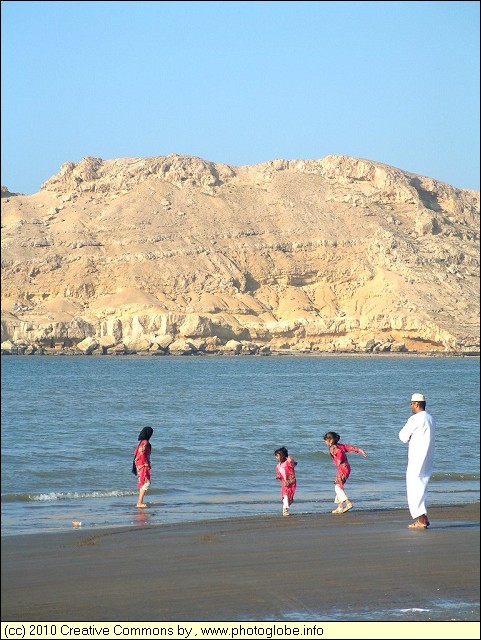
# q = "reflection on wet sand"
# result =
<box><xmin>133</xmin><ymin>509</ymin><xmax>151</xmax><ymax>526</ymax></box>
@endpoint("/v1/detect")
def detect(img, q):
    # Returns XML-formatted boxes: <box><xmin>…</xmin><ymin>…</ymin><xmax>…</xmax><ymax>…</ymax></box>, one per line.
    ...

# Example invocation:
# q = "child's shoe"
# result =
<box><xmin>331</xmin><ymin>505</ymin><xmax>344</xmax><ymax>514</ymax></box>
<box><xmin>283</xmin><ymin>507</ymin><xmax>290</xmax><ymax>516</ymax></box>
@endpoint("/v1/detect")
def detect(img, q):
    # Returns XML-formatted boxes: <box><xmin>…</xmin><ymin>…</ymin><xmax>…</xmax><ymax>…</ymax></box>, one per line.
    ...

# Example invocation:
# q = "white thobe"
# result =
<box><xmin>399</xmin><ymin>410</ymin><xmax>435</xmax><ymax>519</ymax></box>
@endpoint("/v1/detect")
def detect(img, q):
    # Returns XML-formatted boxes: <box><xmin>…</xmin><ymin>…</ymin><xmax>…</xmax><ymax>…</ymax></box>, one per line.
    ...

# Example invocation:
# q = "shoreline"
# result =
<box><xmin>2</xmin><ymin>350</ymin><xmax>479</xmax><ymax>358</ymax></box>
<box><xmin>2</xmin><ymin>498</ymin><xmax>480</xmax><ymax>539</ymax></box>
<box><xmin>2</xmin><ymin>502</ymin><xmax>479</xmax><ymax>622</ymax></box>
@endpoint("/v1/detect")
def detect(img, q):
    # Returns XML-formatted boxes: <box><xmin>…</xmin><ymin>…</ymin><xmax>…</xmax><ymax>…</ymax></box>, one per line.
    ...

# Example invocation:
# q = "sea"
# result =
<box><xmin>1</xmin><ymin>353</ymin><xmax>479</xmax><ymax>540</ymax></box>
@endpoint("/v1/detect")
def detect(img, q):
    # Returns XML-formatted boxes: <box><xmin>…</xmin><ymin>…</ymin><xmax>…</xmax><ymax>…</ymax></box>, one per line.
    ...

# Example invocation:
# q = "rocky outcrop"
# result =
<box><xmin>1</xmin><ymin>185</ymin><xmax>21</xmax><ymax>198</ymax></box>
<box><xmin>1</xmin><ymin>154</ymin><xmax>479</xmax><ymax>355</ymax></box>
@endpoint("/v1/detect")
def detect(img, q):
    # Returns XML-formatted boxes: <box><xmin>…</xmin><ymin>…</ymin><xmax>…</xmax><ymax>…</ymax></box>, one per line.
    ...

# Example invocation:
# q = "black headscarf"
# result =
<box><xmin>138</xmin><ymin>427</ymin><xmax>154</xmax><ymax>442</ymax></box>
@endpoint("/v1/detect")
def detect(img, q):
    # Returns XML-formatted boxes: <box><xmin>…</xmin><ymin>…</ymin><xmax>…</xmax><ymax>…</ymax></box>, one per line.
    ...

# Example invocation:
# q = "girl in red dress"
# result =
<box><xmin>134</xmin><ymin>427</ymin><xmax>154</xmax><ymax>507</ymax></box>
<box><xmin>275</xmin><ymin>446</ymin><xmax>298</xmax><ymax>516</ymax></box>
<box><xmin>323</xmin><ymin>431</ymin><xmax>367</xmax><ymax>514</ymax></box>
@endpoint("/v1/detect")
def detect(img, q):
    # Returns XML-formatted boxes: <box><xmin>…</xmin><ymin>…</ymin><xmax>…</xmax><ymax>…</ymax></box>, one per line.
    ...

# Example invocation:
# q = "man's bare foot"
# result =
<box><xmin>136</xmin><ymin>503</ymin><xmax>147</xmax><ymax>508</ymax></box>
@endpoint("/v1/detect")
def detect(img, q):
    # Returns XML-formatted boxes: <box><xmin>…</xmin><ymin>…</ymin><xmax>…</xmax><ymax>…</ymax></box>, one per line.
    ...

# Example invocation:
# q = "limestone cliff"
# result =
<box><xmin>1</xmin><ymin>154</ymin><xmax>479</xmax><ymax>355</ymax></box>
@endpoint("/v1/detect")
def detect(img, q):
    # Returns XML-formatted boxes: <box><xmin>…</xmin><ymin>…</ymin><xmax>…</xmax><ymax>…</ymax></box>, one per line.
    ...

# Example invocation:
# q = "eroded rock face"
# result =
<box><xmin>1</xmin><ymin>154</ymin><xmax>479</xmax><ymax>355</ymax></box>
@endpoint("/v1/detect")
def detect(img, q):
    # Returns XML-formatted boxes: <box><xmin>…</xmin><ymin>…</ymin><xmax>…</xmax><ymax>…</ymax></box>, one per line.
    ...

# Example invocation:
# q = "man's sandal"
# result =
<box><xmin>408</xmin><ymin>520</ymin><xmax>428</xmax><ymax>529</ymax></box>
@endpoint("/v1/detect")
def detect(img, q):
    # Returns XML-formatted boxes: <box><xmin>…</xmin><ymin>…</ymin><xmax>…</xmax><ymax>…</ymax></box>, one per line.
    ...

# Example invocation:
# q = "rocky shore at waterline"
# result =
<box><xmin>2</xmin><ymin>336</ymin><xmax>477</xmax><ymax>357</ymax></box>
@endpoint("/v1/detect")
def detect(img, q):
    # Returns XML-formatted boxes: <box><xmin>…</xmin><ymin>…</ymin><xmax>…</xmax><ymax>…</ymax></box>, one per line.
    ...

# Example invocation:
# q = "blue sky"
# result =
<box><xmin>1</xmin><ymin>0</ymin><xmax>479</xmax><ymax>194</ymax></box>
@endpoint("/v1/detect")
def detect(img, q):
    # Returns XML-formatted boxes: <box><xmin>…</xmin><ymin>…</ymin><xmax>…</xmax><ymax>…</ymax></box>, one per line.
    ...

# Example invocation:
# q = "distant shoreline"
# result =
<box><xmin>2</xmin><ymin>349</ymin><xmax>479</xmax><ymax>358</ymax></box>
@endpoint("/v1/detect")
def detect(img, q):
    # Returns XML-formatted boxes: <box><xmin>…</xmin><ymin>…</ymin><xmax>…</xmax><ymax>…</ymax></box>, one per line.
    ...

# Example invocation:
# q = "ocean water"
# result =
<box><xmin>1</xmin><ymin>354</ymin><xmax>479</xmax><ymax>537</ymax></box>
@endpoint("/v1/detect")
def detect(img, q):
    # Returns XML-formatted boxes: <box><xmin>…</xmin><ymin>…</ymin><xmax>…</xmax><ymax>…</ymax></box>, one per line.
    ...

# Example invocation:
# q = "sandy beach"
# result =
<box><xmin>1</xmin><ymin>502</ymin><xmax>479</xmax><ymax>625</ymax></box>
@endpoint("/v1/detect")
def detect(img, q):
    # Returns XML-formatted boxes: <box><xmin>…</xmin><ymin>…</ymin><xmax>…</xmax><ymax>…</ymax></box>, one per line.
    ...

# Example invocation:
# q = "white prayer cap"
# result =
<box><xmin>411</xmin><ymin>393</ymin><xmax>425</xmax><ymax>402</ymax></box>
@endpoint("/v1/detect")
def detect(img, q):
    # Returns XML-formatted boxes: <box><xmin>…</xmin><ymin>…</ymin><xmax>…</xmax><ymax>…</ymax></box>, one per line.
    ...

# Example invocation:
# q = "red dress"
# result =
<box><xmin>276</xmin><ymin>457</ymin><xmax>297</xmax><ymax>504</ymax></box>
<box><xmin>328</xmin><ymin>443</ymin><xmax>362</xmax><ymax>489</ymax></box>
<box><xmin>134</xmin><ymin>439</ymin><xmax>151</xmax><ymax>488</ymax></box>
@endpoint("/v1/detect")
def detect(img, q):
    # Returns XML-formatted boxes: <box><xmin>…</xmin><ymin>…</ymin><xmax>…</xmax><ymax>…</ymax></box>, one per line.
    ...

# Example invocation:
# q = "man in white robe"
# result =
<box><xmin>399</xmin><ymin>393</ymin><xmax>435</xmax><ymax>529</ymax></box>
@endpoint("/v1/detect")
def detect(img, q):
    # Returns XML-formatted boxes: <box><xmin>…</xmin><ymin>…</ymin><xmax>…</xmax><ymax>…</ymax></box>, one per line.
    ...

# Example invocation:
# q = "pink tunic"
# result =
<box><xmin>276</xmin><ymin>457</ymin><xmax>297</xmax><ymax>504</ymax></box>
<box><xmin>134</xmin><ymin>439</ymin><xmax>151</xmax><ymax>488</ymax></box>
<box><xmin>328</xmin><ymin>443</ymin><xmax>362</xmax><ymax>489</ymax></box>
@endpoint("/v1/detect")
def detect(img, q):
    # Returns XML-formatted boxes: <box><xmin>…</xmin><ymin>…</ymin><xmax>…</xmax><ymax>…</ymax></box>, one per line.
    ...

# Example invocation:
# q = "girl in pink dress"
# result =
<box><xmin>323</xmin><ymin>431</ymin><xmax>367</xmax><ymax>514</ymax></box>
<box><xmin>134</xmin><ymin>427</ymin><xmax>154</xmax><ymax>507</ymax></box>
<box><xmin>275</xmin><ymin>446</ymin><xmax>298</xmax><ymax>516</ymax></box>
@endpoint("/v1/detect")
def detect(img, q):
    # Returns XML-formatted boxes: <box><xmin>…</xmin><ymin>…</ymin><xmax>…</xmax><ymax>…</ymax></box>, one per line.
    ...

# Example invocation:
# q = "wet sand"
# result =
<box><xmin>1</xmin><ymin>503</ymin><xmax>479</xmax><ymax>622</ymax></box>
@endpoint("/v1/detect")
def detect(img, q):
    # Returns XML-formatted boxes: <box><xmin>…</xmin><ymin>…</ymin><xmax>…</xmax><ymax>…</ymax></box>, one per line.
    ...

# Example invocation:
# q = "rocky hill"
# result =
<box><xmin>1</xmin><ymin>154</ymin><xmax>479</xmax><ymax>355</ymax></box>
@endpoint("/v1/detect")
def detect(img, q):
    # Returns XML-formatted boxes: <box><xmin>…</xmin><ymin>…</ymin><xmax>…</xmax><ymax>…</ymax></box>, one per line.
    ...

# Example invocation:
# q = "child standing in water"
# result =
<box><xmin>134</xmin><ymin>427</ymin><xmax>154</xmax><ymax>508</ymax></box>
<box><xmin>323</xmin><ymin>431</ymin><xmax>367</xmax><ymax>514</ymax></box>
<box><xmin>274</xmin><ymin>447</ymin><xmax>298</xmax><ymax>516</ymax></box>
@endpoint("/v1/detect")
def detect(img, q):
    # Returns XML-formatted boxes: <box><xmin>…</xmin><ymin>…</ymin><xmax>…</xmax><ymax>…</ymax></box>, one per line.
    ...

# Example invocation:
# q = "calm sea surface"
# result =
<box><xmin>1</xmin><ymin>354</ymin><xmax>479</xmax><ymax>537</ymax></box>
